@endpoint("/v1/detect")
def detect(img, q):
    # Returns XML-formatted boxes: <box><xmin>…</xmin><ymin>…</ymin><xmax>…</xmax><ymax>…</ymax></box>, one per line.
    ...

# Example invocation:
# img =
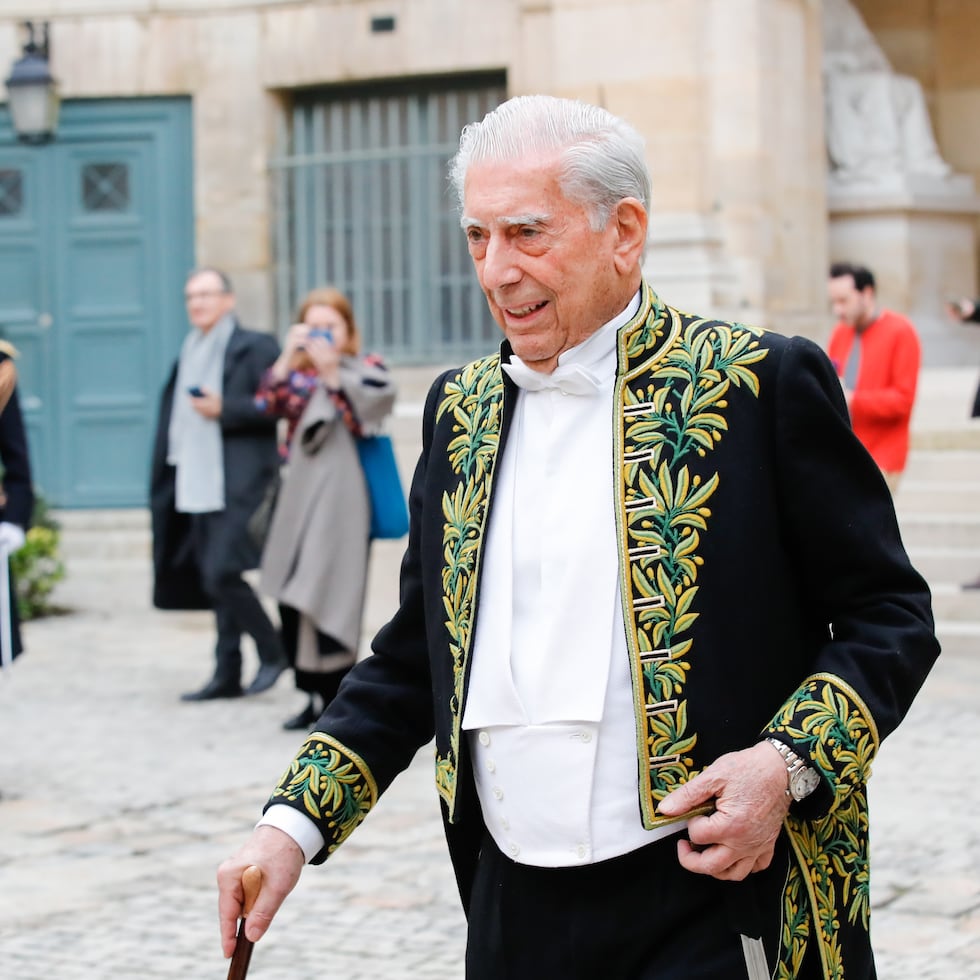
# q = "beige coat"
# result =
<box><xmin>259</xmin><ymin>357</ymin><xmax>397</xmax><ymax>670</ymax></box>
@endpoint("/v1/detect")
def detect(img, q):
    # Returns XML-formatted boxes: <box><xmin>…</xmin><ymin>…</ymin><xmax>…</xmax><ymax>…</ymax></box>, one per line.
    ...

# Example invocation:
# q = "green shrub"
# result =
<box><xmin>9</xmin><ymin>495</ymin><xmax>65</xmax><ymax>620</ymax></box>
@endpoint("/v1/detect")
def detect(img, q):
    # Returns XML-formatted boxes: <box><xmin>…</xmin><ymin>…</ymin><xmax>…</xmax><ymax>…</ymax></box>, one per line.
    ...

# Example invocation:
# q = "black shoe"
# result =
<box><xmin>180</xmin><ymin>678</ymin><xmax>243</xmax><ymax>701</ymax></box>
<box><xmin>282</xmin><ymin>697</ymin><xmax>319</xmax><ymax>731</ymax></box>
<box><xmin>963</xmin><ymin>574</ymin><xmax>980</xmax><ymax>591</ymax></box>
<box><xmin>246</xmin><ymin>661</ymin><xmax>286</xmax><ymax>696</ymax></box>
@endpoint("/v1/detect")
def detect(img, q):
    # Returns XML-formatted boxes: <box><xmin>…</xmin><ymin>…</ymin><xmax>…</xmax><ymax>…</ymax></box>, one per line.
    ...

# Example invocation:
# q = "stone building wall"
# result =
<box><xmin>1</xmin><ymin>0</ymin><xmax>973</xmax><ymax>352</ymax></box>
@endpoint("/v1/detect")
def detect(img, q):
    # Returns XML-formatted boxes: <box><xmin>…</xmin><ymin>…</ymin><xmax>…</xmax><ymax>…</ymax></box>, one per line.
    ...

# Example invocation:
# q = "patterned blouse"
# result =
<box><xmin>254</xmin><ymin>354</ymin><xmax>385</xmax><ymax>460</ymax></box>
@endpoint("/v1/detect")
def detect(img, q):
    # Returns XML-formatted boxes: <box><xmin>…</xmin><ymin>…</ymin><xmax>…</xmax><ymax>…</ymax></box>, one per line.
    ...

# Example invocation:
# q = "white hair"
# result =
<box><xmin>448</xmin><ymin>94</ymin><xmax>651</xmax><ymax>230</ymax></box>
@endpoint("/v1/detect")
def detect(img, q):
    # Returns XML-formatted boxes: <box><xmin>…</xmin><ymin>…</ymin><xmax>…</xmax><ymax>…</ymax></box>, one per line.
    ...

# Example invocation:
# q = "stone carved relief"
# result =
<box><xmin>822</xmin><ymin>0</ymin><xmax>953</xmax><ymax>188</ymax></box>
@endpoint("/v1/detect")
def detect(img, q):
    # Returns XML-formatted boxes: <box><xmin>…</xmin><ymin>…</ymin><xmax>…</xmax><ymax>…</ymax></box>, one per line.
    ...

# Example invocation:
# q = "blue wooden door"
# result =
<box><xmin>0</xmin><ymin>98</ymin><xmax>193</xmax><ymax>507</ymax></box>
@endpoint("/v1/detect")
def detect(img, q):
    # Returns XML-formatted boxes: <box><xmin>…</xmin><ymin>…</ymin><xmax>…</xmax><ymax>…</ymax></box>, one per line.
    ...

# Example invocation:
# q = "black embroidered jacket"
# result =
<box><xmin>266</xmin><ymin>284</ymin><xmax>938</xmax><ymax>979</ymax></box>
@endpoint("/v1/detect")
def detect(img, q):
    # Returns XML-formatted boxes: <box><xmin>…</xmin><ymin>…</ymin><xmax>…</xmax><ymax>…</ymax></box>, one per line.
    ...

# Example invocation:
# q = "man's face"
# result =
<box><xmin>462</xmin><ymin>154</ymin><xmax>636</xmax><ymax>372</ymax></box>
<box><xmin>184</xmin><ymin>271</ymin><xmax>235</xmax><ymax>332</ymax></box>
<box><xmin>828</xmin><ymin>275</ymin><xmax>875</xmax><ymax>330</ymax></box>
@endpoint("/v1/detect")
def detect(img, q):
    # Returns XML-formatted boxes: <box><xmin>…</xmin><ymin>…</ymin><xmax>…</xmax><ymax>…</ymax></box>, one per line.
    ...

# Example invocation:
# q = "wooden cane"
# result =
<box><xmin>226</xmin><ymin>865</ymin><xmax>262</xmax><ymax>980</ymax></box>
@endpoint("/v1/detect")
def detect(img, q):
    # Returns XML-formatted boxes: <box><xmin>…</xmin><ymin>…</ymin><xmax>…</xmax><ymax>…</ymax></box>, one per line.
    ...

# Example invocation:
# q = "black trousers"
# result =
<box><xmin>465</xmin><ymin>831</ymin><xmax>824</xmax><ymax>980</ymax></box>
<box><xmin>190</xmin><ymin>512</ymin><xmax>283</xmax><ymax>684</ymax></box>
<box><xmin>278</xmin><ymin>603</ymin><xmax>353</xmax><ymax>703</ymax></box>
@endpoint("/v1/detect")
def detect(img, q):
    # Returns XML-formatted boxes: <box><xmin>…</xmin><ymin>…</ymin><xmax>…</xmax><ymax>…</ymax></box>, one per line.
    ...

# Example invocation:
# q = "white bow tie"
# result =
<box><xmin>502</xmin><ymin>358</ymin><xmax>602</xmax><ymax>396</ymax></box>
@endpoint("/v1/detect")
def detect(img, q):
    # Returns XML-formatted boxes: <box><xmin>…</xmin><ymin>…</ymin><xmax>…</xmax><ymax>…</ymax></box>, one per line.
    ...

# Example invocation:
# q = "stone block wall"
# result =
<box><xmin>1</xmin><ymin>0</ymin><xmax>974</xmax><ymax>357</ymax></box>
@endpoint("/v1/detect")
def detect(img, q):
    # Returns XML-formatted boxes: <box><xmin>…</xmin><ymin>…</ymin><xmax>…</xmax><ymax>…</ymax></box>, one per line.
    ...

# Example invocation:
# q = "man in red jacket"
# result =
<box><xmin>827</xmin><ymin>262</ymin><xmax>921</xmax><ymax>492</ymax></box>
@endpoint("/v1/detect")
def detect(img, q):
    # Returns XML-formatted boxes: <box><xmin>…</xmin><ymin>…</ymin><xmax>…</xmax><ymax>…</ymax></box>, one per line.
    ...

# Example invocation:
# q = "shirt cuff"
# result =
<box><xmin>256</xmin><ymin>804</ymin><xmax>325</xmax><ymax>863</ymax></box>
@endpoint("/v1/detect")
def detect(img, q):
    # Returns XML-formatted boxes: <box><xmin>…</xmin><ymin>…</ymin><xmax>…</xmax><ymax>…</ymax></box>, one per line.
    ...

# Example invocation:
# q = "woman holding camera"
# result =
<box><xmin>255</xmin><ymin>287</ymin><xmax>397</xmax><ymax>729</ymax></box>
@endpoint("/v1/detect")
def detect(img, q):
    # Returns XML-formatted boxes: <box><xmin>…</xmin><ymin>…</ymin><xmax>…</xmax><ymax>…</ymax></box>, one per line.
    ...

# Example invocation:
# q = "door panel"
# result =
<box><xmin>59</xmin><ymin>140</ymin><xmax>154</xmax><ymax>505</ymax></box>
<box><xmin>0</xmin><ymin>98</ymin><xmax>193</xmax><ymax>507</ymax></box>
<box><xmin>0</xmin><ymin>149</ymin><xmax>54</xmax><ymax>496</ymax></box>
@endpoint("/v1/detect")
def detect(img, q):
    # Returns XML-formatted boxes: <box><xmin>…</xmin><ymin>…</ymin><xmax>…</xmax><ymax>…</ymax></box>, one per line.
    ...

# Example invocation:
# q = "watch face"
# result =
<box><xmin>792</xmin><ymin>768</ymin><xmax>822</xmax><ymax>800</ymax></box>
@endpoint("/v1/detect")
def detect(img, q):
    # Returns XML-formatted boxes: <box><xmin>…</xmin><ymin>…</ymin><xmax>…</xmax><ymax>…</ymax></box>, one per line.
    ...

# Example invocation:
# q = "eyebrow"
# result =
<box><xmin>460</xmin><ymin>212</ymin><xmax>552</xmax><ymax>230</ymax></box>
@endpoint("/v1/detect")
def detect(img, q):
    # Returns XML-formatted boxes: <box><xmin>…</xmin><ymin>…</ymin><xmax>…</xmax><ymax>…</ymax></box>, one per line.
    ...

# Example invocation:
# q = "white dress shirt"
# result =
<box><xmin>462</xmin><ymin>290</ymin><xmax>684</xmax><ymax>867</ymax></box>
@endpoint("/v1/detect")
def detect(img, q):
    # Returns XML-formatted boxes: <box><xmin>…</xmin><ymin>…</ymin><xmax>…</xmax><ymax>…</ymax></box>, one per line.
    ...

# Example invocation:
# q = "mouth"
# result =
<box><xmin>504</xmin><ymin>300</ymin><xmax>548</xmax><ymax>319</ymax></box>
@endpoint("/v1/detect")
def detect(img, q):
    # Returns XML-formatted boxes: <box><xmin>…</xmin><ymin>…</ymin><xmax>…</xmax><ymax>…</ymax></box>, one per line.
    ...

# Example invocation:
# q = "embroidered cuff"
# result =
<box><xmin>269</xmin><ymin>733</ymin><xmax>379</xmax><ymax>858</ymax></box>
<box><xmin>765</xmin><ymin>672</ymin><xmax>879</xmax><ymax>815</ymax></box>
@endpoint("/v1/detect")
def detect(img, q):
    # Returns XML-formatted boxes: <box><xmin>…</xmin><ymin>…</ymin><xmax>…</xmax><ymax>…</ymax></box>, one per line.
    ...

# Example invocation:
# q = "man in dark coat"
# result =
<box><xmin>217</xmin><ymin>98</ymin><xmax>938</xmax><ymax>979</ymax></box>
<box><xmin>0</xmin><ymin>348</ymin><xmax>33</xmax><ymax>666</ymax></box>
<box><xmin>151</xmin><ymin>267</ymin><xmax>285</xmax><ymax>700</ymax></box>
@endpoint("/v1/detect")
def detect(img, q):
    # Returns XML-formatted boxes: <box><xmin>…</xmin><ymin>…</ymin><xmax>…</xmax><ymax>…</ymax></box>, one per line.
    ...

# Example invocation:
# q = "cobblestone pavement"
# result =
<box><xmin>0</xmin><ymin>528</ymin><xmax>977</xmax><ymax>979</ymax></box>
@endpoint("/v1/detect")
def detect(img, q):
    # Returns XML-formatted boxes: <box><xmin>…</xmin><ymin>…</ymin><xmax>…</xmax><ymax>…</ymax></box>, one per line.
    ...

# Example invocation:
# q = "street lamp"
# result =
<box><xmin>4</xmin><ymin>22</ymin><xmax>59</xmax><ymax>145</ymax></box>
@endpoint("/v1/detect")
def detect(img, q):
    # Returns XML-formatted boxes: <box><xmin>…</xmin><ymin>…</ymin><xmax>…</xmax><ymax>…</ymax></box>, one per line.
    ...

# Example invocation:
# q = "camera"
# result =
<box><xmin>308</xmin><ymin>328</ymin><xmax>333</xmax><ymax>343</ymax></box>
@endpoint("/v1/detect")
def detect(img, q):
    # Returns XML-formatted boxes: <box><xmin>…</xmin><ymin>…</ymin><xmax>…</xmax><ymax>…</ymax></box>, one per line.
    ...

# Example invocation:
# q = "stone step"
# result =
<box><xmin>897</xmin><ymin>513</ymin><xmax>980</xmax><ymax>550</ymax></box>
<box><xmin>899</xmin><ymin>450</ymin><xmax>980</xmax><ymax>485</ymax></box>
<box><xmin>894</xmin><ymin>481</ymin><xmax>980</xmax><ymax>515</ymax></box>
<box><xmin>54</xmin><ymin>508</ymin><xmax>150</xmax><ymax>530</ymax></box>
<box><xmin>911</xmin><ymin>426</ymin><xmax>980</xmax><ymax>451</ymax></box>
<box><xmin>932</xmin><ymin>628</ymin><xmax>980</xmax><ymax>660</ymax></box>
<box><xmin>904</xmin><ymin>546</ymin><xmax>980</xmax><ymax>585</ymax></box>
<box><xmin>907</xmin><ymin>368</ymin><xmax>980</xmax><ymax>452</ymax></box>
<box><xmin>53</xmin><ymin>509</ymin><xmax>151</xmax><ymax>561</ymax></box>
<box><xmin>929</xmin><ymin>583</ymin><xmax>980</xmax><ymax>621</ymax></box>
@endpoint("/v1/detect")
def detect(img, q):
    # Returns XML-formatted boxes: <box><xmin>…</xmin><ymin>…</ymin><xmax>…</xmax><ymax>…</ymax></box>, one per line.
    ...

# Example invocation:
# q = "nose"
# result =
<box><xmin>480</xmin><ymin>235</ymin><xmax>522</xmax><ymax>291</ymax></box>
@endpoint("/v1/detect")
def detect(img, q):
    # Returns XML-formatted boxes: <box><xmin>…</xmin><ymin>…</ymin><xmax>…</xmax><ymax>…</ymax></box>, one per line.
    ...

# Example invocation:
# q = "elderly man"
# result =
<box><xmin>218</xmin><ymin>97</ymin><xmax>937</xmax><ymax>979</ymax></box>
<box><xmin>151</xmin><ymin>267</ymin><xmax>285</xmax><ymax>701</ymax></box>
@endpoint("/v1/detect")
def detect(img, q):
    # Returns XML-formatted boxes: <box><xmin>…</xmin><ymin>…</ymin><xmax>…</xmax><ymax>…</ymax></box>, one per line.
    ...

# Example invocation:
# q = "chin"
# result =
<box><xmin>508</xmin><ymin>338</ymin><xmax>545</xmax><ymax>360</ymax></box>
<box><xmin>511</xmin><ymin>349</ymin><xmax>557</xmax><ymax>372</ymax></box>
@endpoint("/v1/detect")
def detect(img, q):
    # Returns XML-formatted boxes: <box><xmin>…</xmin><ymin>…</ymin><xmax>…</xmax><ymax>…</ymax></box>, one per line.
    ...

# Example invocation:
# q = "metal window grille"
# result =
<box><xmin>81</xmin><ymin>162</ymin><xmax>130</xmax><ymax>213</ymax></box>
<box><xmin>271</xmin><ymin>75</ymin><xmax>505</xmax><ymax>365</ymax></box>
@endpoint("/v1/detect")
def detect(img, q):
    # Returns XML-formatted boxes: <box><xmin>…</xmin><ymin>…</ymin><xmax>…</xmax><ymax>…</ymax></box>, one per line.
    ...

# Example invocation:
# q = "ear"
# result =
<box><xmin>610</xmin><ymin>197</ymin><xmax>648</xmax><ymax>275</ymax></box>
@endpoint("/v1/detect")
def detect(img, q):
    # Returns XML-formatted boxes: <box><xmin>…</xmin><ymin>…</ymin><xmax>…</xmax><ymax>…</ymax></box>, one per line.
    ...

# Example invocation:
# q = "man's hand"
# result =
<box><xmin>946</xmin><ymin>297</ymin><xmax>976</xmax><ymax>321</ymax></box>
<box><xmin>190</xmin><ymin>388</ymin><xmax>222</xmax><ymax>419</ymax></box>
<box><xmin>657</xmin><ymin>741</ymin><xmax>791</xmax><ymax>881</ymax></box>
<box><xmin>217</xmin><ymin>825</ymin><xmax>305</xmax><ymax>957</ymax></box>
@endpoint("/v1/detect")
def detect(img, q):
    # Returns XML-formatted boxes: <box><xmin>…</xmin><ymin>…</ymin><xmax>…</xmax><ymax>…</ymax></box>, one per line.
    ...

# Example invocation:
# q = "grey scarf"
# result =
<box><xmin>167</xmin><ymin>314</ymin><xmax>235</xmax><ymax>513</ymax></box>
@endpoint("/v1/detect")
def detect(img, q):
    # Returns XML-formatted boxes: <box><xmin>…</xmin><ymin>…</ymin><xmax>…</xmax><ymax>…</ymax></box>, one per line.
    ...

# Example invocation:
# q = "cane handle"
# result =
<box><xmin>242</xmin><ymin>865</ymin><xmax>262</xmax><ymax>918</ymax></box>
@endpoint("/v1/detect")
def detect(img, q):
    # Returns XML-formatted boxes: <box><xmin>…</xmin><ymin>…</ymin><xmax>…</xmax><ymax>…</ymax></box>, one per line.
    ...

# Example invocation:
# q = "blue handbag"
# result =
<box><xmin>356</xmin><ymin>434</ymin><xmax>409</xmax><ymax>540</ymax></box>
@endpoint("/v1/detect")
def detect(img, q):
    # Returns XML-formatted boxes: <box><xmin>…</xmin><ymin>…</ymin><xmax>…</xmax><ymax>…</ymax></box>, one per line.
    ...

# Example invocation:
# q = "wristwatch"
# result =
<box><xmin>765</xmin><ymin>737</ymin><xmax>822</xmax><ymax>801</ymax></box>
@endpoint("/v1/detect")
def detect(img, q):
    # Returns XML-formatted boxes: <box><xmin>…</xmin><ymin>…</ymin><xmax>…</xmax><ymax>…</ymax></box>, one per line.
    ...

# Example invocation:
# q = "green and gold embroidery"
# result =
<box><xmin>270</xmin><ymin>733</ymin><xmax>378</xmax><ymax>856</ymax></box>
<box><xmin>775</xmin><ymin>864</ymin><xmax>811</xmax><ymax>980</ymax></box>
<box><xmin>618</xmin><ymin>293</ymin><xmax>767</xmax><ymax>823</ymax></box>
<box><xmin>769</xmin><ymin>674</ymin><xmax>879</xmax><ymax>979</ymax></box>
<box><xmin>433</xmin><ymin>356</ymin><xmax>503</xmax><ymax>813</ymax></box>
